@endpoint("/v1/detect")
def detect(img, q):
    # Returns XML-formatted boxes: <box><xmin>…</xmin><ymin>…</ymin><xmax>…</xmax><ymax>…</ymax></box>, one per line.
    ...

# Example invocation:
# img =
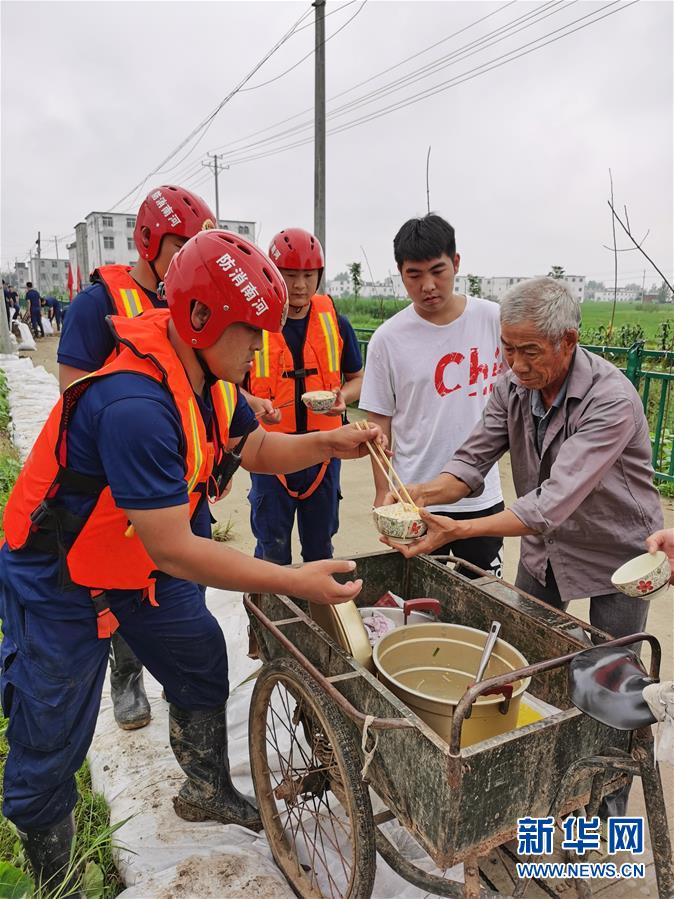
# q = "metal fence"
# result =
<box><xmin>354</xmin><ymin>329</ymin><xmax>674</xmax><ymax>483</ymax></box>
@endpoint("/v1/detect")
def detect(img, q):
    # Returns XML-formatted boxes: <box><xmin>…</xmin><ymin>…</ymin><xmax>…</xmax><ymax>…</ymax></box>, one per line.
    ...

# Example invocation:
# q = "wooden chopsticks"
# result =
<box><xmin>356</xmin><ymin>420</ymin><xmax>418</xmax><ymax>511</ymax></box>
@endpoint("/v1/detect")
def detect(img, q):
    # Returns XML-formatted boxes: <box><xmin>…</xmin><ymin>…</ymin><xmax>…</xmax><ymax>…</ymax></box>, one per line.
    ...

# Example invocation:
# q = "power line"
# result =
<box><xmin>126</xmin><ymin>0</ymin><xmax>533</xmax><ymax>193</ymax></box>
<box><xmin>108</xmin><ymin>4</ymin><xmax>314</xmax><ymax>213</ymax></box>
<box><xmin>240</xmin><ymin>1</ymin><xmax>368</xmax><ymax>92</ymax></box>
<box><xmin>210</xmin><ymin>0</ymin><xmax>569</xmax><ymax>161</ymax></box>
<box><xmin>218</xmin><ymin>0</ymin><xmax>637</xmax><ymax>170</ymax></box>
<box><xmin>148</xmin><ymin>1</ymin><xmax>369</xmax><ymax>191</ymax></box>
<box><xmin>208</xmin><ymin>0</ymin><xmax>520</xmax><ymax>156</ymax></box>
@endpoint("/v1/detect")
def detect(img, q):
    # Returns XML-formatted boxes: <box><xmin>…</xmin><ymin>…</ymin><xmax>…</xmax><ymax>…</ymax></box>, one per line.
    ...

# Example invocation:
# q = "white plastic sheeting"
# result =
<box><xmin>0</xmin><ymin>353</ymin><xmax>59</xmax><ymax>459</ymax></box>
<box><xmin>10</xmin><ymin>322</ymin><xmax>36</xmax><ymax>352</ymax></box>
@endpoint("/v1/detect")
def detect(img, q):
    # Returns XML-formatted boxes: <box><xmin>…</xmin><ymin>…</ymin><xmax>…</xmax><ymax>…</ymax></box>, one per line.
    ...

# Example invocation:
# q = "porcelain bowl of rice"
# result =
<box><xmin>373</xmin><ymin>501</ymin><xmax>427</xmax><ymax>545</ymax></box>
<box><xmin>301</xmin><ymin>390</ymin><xmax>337</xmax><ymax>413</ymax></box>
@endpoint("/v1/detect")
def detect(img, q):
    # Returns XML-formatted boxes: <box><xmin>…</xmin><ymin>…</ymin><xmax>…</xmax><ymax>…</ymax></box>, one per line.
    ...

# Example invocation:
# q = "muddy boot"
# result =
<box><xmin>110</xmin><ymin>632</ymin><xmax>151</xmax><ymax>730</ymax></box>
<box><xmin>169</xmin><ymin>703</ymin><xmax>261</xmax><ymax>832</ymax></box>
<box><xmin>17</xmin><ymin>813</ymin><xmax>84</xmax><ymax>898</ymax></box>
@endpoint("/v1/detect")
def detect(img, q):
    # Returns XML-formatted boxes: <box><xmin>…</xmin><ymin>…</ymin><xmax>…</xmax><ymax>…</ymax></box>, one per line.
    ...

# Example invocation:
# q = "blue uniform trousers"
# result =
<box><xmin>0</xmin><ymin>577</ymin><xmax>229</xmax><ymax>831</ymax></box>
<box><xmin>30</xmin><ymin>312</ymin><xmax>44</xmax><ymax>338</ymax></box>
<box><xmin>249</xmin><ymin>459</ymin><xmax>341</xmax><ymax>565</ymax></box>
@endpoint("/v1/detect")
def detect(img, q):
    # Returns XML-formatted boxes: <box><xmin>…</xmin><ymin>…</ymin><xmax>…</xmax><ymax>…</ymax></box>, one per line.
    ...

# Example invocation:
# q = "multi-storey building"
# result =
<box><xmin>455</xmin><ymin>274</ymin><xmax>585</xmax><ymax>303</ymax></box>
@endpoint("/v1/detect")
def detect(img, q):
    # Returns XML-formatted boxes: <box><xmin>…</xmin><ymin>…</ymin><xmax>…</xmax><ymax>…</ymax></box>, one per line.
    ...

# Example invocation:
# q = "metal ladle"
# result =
<box><xmin>473</xmin><ymin>621</ymin><xmax>501</xmax><ymax>685</ymax></box>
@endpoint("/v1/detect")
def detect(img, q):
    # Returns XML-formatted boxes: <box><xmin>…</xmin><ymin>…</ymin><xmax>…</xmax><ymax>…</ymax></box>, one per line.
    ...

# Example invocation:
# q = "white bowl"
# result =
<box><xmin>372</xmin><ymin>502</ymin><xmax>427</xmax><ymax>545</ymax></box>
<box><xmin>610</xmin><ymin>551</ymin><xmax>671</xmax><ymax>599</ymax></box>
<box><xmin>301</xmin><ymin>390</ymin><xmax>336</xmax><ymax>413</ymax></box>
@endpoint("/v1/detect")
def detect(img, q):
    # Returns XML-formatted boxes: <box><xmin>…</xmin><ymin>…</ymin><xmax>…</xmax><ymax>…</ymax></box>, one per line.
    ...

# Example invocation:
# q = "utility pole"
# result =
<box><xmin>36</xmin><ymin>231</ymin><xmax>41</xmax><ymax>294</ymax></box>
<box><xmin>314</xmin><ymin>0</ymin><xmax>326</xmax><ymax>286</ymax></box>
<box><xmin>641</xmin><ymin>269</ymin><xmax>646</xmax><ymax>302</ymax></box>
<box><xmin>202</xmin><ymin>153</ymin><xmax>227</xmax><ymax>225</ymax></box>
<box><xmin>53</xmin><ymin>235</ymin><xmax>60</xmax><ymax>261</ymax></box>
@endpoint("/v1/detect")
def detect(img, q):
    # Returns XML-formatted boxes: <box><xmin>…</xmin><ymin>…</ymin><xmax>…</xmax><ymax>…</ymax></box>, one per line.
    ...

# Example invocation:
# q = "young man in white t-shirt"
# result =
<box><xmin>359</xmin><ymin>214</ymin><xmax>504</xmax><ymax>576</ymax></box>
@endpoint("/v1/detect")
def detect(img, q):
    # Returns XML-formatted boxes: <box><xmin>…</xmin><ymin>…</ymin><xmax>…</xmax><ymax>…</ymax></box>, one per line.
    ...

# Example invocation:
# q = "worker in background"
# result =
<box><xmin>44</xmin><ymin>294</ymin><xmax>63</xmax><ymax>332</ymax></box>
<box><xmin>57</xmin><ymin>185</ymin><xmax>218</xmax><ymax>732</ymax></box>
<box><xmin>25</xmin><ymin>281</ymin><xmax>44</xmax><ymax>338</ymax></box>
<box><xmin>244</xmin><ymin>228</ymin><xmax>364</xmax><ymax>565</ymax></box>
<box><xmin>0</xmin><ymin>230</ymin><xmax>383</xmax><ymax>896</ymax></box>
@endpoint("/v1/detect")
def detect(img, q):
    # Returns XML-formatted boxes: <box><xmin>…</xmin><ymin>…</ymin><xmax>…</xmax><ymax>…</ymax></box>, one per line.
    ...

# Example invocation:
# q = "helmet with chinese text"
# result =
<box><xmin>268</xmin><ymin>228</ymin><xmax>324</xmax><ymax>273</ymax></box>
<box><xmin>163</xmin><ymin>230</ymin><xmax>288</xmax><ymax>349</ymax></box>
<box><xmin>134</xmin><ymin>185</ymin><xmax>217</xmax><ymax>262</ymax></box>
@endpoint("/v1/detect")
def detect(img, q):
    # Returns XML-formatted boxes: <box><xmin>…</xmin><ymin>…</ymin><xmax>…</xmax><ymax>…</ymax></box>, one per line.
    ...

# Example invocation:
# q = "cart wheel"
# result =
<box><xmin>249</xmin><ymin>657</ymin><xmax>376</xmax><ymax>899</ymax></box>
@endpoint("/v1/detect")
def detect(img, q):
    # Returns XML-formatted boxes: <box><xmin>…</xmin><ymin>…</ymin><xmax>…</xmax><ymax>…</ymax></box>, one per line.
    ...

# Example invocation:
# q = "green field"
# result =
<box><xmin>334</xmin><ymin>297</ymin><xmax>673</xmax><ymax>350</ymax></box>
<box><xmin>578</xmin><ymin>301</ymin><xmax>673</xmax><ymax>347</ymax></box>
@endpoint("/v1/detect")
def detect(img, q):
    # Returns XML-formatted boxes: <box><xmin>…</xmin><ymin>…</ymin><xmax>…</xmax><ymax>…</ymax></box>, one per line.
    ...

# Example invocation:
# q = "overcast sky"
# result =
<box><xmin>1</xmin><ymin>0</ymin><xmax>672</xmax><ymax>286</ymax></box>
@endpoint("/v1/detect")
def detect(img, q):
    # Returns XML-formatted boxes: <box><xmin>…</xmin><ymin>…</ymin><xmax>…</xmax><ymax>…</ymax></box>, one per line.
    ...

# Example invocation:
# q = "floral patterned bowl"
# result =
<box><xmin>301</xmin><ymin>390</ymin><xmax>336</xmax><ymax>413</ymax></box>
<box><xmin>373</xmin><ymin>502</ymin><xmax>427</xmax><ymax>545</ymax></box>
<box><xmin>610</xmin><ymin>551</ymin><xmax>671</xmax><ymax>600</ymax></box>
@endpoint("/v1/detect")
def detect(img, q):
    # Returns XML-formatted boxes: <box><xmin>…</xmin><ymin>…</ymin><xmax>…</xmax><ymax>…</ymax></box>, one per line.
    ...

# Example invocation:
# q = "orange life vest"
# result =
<box><xmin>248</xmin><ymin>295</ymin><xmax>344</xmax><ymax>435</ymax></box>
<box><xmin>248</xmin><ymin>295</ymin><xmax>344</xmax><ymax>500</ymax></box>
<box><xmin>91</xmin><ymin>265</ymin><xmax>158</xmax><ymax>318</ymax></box>
<box><xmin>90</xmin><ymin>263</ymin><xmax>239</xmax><ymax>492</ymax></box>
<box><xmin>2</xmin><ymin>309</ymin><xmax>236</xmax><ymax>636</ymax></box>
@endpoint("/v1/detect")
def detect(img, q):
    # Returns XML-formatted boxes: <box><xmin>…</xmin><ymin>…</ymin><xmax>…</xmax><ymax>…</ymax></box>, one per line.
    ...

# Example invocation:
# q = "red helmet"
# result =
<box><xmin>163</xmin><ymin>230</ymin><xmax>288</xmax><ymax>349</ymax></box>
<box><xmin>268</xmin><ymin>228</ymin><xmax>324</xmax><ymax>271</ymax></box>
<box><xmin>134</xmin><ymin>185</ymin><xmax>217</xmax><ymax>262</ymax></box>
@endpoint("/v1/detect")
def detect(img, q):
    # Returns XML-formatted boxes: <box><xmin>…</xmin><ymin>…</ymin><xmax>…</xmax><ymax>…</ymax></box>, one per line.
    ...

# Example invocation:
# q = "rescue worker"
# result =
<box><xmin>245</xmin><ymin>228</ymin><xmax>364</xmax><ymax>565</ymax></box>
<box><xmin>0</xmin><ymin>230</ymin><xmax>382</xmax><ymax>896</ymax></box>
<box><xmin>58</xmin><ymin>185</ymin><xmax>218</xmax><ymax>732</ymax></box>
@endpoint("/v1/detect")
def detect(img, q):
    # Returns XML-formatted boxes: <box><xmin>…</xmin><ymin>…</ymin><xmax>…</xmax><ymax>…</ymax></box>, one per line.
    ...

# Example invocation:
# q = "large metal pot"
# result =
<box><xmin>373</xmin><ymin>622</ymin><xmax>530</xmax><ymax>748</ymax></box>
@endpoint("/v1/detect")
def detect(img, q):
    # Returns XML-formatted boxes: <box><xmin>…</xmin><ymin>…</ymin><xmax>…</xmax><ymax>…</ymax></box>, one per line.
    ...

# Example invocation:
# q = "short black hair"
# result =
<box><xmin>393</xmin><ymin>213</ymin><xmax>456</xmax><ymax>268</ymax></box>
<box><xmin>26</xmin><ymin>281</ymin><xmax>33</xmax><ymax>288</ymax></box>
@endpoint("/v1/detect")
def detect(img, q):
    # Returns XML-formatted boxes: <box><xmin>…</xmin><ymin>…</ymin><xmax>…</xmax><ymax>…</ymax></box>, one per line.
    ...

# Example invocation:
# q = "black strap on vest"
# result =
<box><xmin>282</xmin><ymin>367</ymin><xmax>318</xmax><ymax>379</ymax></box>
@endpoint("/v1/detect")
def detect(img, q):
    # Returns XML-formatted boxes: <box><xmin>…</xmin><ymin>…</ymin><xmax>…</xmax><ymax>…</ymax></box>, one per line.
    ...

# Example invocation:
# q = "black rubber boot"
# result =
<box><xmin>109</xmin><ymin>632</ymin><xmax>151</xmax><ymax>730</ymax></box>
<box><xmin>169</xmin><ymin>703</ymin><xmax>262</xmax><ymax>832</ymax></box>
<box><xmin>17</xmin><ymin>813</ymin><xmax>84</xmax><ymax>898</ymax></box>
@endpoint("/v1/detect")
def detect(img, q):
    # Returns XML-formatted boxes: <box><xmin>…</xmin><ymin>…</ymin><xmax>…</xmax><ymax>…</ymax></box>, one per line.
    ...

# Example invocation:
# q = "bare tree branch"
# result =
<box><xmin>602</xmin><ymin>229</ymin><xmax>650</xmax><ymax>252</ymax></box>
<box><xmin>608</xmin><ymin>200</ymin><xmax>674</xmax><ymax>294</ymax></box>
<box><xmin>608</xmin><ymin>169</ymin><xmax>618</xmax><ymax>339</ymax></box>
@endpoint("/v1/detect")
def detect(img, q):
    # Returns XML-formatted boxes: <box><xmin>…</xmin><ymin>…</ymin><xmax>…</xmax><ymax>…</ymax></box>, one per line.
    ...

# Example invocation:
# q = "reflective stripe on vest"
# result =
<box><xmin>249</xmin><ymin>295</ymin><xmax>343</xmax><ymax>435</ymax></box>
<box><xmin>91</xmin><ymin>265</ymin><xmax>157</xmax><ymax>318</ymax></box>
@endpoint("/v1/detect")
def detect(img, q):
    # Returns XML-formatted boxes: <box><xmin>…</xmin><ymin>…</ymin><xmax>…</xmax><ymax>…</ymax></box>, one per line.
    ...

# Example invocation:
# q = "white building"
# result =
<box><xmin>591</xmin><ymin>286</ymin><xmax>640</xmax><ymax>302</ymax></box>
<box><xmin>84</xmin><ymin>211</ymin><xmax>138</xmax><ymax>272</ymax></box>
<box><xmin>455</xmin><ymin>274</ymin><xmax>585</xmax><ymax>303</ymax></box>
<box><xmin>69</xmin><ymin>212</ymin><xmax>257</xmax><ymax>285</ymax></box>
<box><xmin>13</xmin><ymin>257</ymin><xmax>69</xmax><ymax>293</ymax></box>
<box><xmin>218</xmin><ymin>219</ymin><xmax>256</xmax><ymax>240</ymax></box>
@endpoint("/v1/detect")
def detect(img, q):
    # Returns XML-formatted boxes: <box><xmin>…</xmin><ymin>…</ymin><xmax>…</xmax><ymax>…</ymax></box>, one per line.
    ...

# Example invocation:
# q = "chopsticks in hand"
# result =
<box><xmin>355</xmin><ymin>420</ymin><xmax>418</xmax><ymax>511</ymax></box>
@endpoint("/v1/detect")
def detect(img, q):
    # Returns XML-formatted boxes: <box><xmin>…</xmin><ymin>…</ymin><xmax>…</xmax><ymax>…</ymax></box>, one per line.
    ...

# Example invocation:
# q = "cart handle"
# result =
<box><xmin>449</xmin><ymin>632</ymin><xmax>661</xmax><ymax>756</ymax></box>
<box><xmin>244</xmin><ymin>594</ymin><xmax>415</xmax><ymax>732</ymax></box>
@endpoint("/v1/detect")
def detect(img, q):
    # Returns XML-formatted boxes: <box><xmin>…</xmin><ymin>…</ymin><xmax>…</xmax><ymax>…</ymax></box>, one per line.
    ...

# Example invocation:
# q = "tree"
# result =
<box><xmin>348</xmin><ymin>262</ymin><xmax>363</xmax><ymax>300</ymax></box>
<box><xmin>467</xmin><ymin>274</ymin><xmax>482</xmax><ymax>296</ymax></box>
<box><xmin>656</xmin><ymin>281</ymin><xmax>673</xmax><ymax>303</ymax></box>
<box><xmin>548</xmin><ymin>265</ymin><xmax>566</xmax><ymax>279</ymax></box>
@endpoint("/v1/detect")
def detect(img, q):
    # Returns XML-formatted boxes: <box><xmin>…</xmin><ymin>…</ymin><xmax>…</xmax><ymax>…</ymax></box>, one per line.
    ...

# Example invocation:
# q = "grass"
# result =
<box><xmin>334</xmin><ymin>296</ymin><xmax>674</xmax><ymax>349</ymax></box>
<box><xmin>0</xmin><ymin>371</ymin><xmax>124</xmax><ymax>897</ymax></box>
<box><xmin>578</xmin><ymin>301</ymin><xmax>673</xmax><ymax>347</ymax></box>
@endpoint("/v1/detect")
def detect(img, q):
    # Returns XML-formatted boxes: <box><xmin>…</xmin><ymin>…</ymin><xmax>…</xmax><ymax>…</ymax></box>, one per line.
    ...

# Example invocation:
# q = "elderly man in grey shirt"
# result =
<box><xmin>392</xmin><ymin>276</ymin><xmax>664</xmax><ymax>642</ymax></box>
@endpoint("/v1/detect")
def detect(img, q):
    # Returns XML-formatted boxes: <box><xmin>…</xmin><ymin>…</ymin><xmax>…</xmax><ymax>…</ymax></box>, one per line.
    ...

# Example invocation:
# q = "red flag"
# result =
<box><xmin>67</xmin><ymin>263</ymin><xmax>74</xmax><ymax>300</ymax></box>
<box><xmin>77</xmin><ymin>265</ymin><xmax>82</xmax><ymax>293</ymax></box>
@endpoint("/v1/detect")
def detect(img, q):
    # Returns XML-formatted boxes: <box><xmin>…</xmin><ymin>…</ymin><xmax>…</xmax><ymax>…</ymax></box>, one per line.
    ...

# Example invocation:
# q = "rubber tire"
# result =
<box><xmin>249</xmin><ymin>657</ymin><xmax>376</xmax><ymax>899</ymax></box>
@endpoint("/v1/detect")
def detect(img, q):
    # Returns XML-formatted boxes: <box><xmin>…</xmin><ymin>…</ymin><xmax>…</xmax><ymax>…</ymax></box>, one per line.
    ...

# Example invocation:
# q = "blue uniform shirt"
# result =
<box><xmin>58</xmin><ymin>280</ymin><xmax>163</xmax><ymax>372</ymax></box>
<box><xmin>0</xmin><ymin>372</ymin><xmax>256</xmax><ymax>620</ymax></box>
<box><xmin>25</xmin><ymin>289</ymin><xmax>41</xmax><ymax>314</ymax></box>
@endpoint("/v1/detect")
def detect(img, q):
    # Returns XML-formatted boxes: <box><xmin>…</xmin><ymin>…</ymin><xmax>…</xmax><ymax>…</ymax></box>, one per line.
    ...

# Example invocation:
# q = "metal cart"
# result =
<box><xmin>244</xmin><ymin>551</ymin><xmax>673</xmax><ymax>899</ymax></box>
